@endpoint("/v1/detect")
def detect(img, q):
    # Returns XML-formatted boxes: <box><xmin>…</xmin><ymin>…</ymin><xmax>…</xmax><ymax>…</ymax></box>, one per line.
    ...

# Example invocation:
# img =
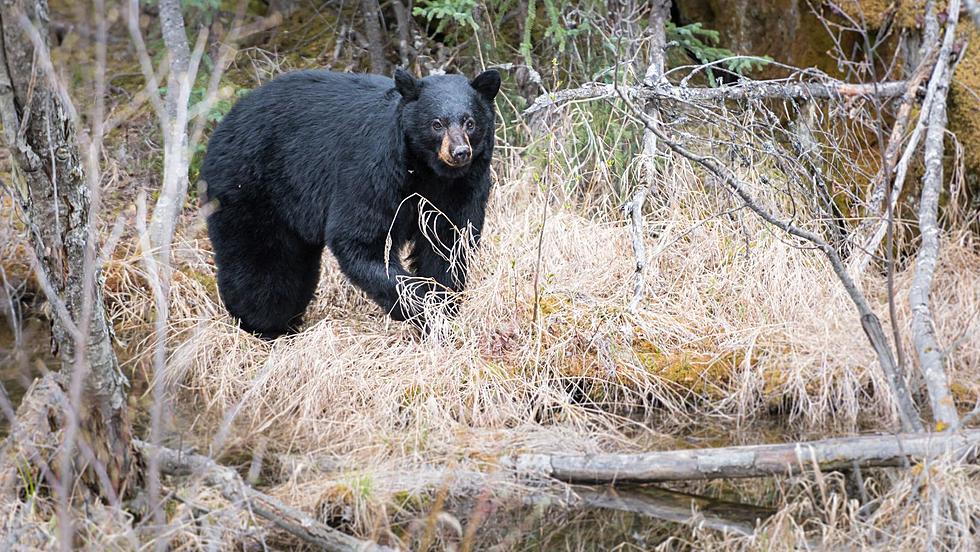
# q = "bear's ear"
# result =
<box><xmin>470</xmin><ymin>69</ymin><xmax>501</xmax><ymax>101</ymax></box>
<box><xmin>394</xmin><ymin>68</ymin><xmax>421</xmax><ymax>102</ymax></box>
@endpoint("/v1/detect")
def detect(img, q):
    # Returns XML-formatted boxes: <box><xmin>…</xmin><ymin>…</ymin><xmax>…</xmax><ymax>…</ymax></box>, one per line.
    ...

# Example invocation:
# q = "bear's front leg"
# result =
<box><xmin>407</xmin><ymin>188</ymin><xmax>489</xmax><ymax>312</ymax></box>
<box><xmin>327</xmin><ymin>235</ymin><xmax>430</xmax><ymax>325</ymax></box>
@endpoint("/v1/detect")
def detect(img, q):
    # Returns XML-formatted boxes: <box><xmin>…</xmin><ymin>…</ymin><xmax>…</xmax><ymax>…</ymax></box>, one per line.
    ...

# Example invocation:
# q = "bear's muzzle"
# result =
<box><xmin>439</xmin><ymin>126</ymin><xmax>472</xmax><ymax>167</ymax></box>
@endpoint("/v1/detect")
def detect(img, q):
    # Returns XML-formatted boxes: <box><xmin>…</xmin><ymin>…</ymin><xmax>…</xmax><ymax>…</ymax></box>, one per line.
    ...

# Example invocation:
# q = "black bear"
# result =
<box><xmin>201</xmin><ymin>68</ymin><xmax>500</xmax><ymax>338</ymax></box>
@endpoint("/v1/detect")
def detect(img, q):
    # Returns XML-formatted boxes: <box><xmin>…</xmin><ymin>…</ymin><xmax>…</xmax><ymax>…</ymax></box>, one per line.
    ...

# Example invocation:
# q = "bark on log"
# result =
<box><xmin>524</xmin><ymin>79</ymin><xmax>910</xmax><ymax>117</ymax></box>
<box><xmin>0</xmin><ymin>0</ymin><xmax>132</xmax><ymax>497</ymax></box>
<box><xmin>503</xmin><ymin>430</ymin><xmax>980</xmax><ymax>483</ymax></box>
<box><xmin>135</xmin><ymin>440</ymin><xmax>398</xmax><ymax>552</ymax></box>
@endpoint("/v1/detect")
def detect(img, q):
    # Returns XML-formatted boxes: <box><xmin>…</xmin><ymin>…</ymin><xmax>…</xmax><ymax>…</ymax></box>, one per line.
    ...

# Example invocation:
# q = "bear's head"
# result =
<box><xmin>395</xmin><ymin>68</ymin><xmax>500</xmax><ymax>179</ymax></box>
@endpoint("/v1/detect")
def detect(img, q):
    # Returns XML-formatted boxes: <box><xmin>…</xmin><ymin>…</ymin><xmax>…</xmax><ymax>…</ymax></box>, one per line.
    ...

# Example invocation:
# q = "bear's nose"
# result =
<box><xmin>452</xmin><ymin>145</ymin><xmax>471</xmax><ymax>164</ymax></box>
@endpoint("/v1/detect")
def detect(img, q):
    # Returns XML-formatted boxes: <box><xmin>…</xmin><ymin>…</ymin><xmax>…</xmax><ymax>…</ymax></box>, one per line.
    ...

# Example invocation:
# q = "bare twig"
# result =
<box><xmin>910</xmin><ymin>0</ymin><xmax>962</xmax><ymax>431</ymax></box>
<box><xmin>125</xmin><ymin>0</ymin><xmax>168</xmax><ymax>126</ymax></box>
<box><xmin>505</xmin><ymin>429</ymin><xmax>980</xmax><ymax>483</ymax></box>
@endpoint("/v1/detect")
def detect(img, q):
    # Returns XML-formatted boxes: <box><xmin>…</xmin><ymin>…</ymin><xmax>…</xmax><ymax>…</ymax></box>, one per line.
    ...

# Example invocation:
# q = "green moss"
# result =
<box><xmin>950</xmin><ymin>21</ymin><xmax>980</xmax><ymax>178</ymax></box>
<box><xmin>633</xmin><ymin>339</ymin><xmax>748</xmax><ymax>400</ymax></box>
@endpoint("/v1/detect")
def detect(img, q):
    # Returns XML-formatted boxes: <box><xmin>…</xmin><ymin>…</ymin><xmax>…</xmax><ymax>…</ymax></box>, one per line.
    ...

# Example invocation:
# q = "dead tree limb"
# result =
<box><xmin>504</xmin><ymin>429</ymin><xmax>980</xmax><ymax>484</ymax></box>
<box><xmin>614</xmin><ymin>87</ymin><xmax>924</xmax><ymax>432</ymax></box>
<box><xmin>134</xmin><ymin>440</ymin><xmax>398</xmax><ymax>552</ymax></box>
<box><xmin>627</xmin><ymin>0</ymin><xmax>670</xmax><ymax>313</ymax></box>
<box><xmin>523</xmin><ymin>79</ymin><xmax>910</xmax><ymax>117</ymax></box>
<box><xmin>150</xmin><ymin>0</ymin><xmax>197</xmax><ymax>248</ymax></box>
<box><xmin>910</xmin><ymin>0</ymin><xmax>962</xmax><ymax>431</ymax></box>
<box><xmin>847</xmin><ymin>47</ymin><xmax>938</xmax><ymax>276</ymax></box>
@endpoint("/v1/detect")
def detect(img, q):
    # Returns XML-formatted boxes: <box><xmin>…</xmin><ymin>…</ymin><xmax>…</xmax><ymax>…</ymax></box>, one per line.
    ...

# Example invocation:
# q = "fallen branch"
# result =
<box><xmin>504</xmin><ymin>430</ymin><xmax>980</xmax><ymax>484</ymax></box>
<box><xmin>523</xmin><ymin>78</ymin><xmax>911</xmax><ymax>117</ymax></box>
<box><xmin>134</xmin><ymin>440</ymin><xmax>397</xmax><ymax>552</ymax></box>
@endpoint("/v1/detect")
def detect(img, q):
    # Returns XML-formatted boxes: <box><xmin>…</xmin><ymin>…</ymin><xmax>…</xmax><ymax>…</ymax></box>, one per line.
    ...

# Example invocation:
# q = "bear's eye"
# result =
<box><xmin>464</xmin><ymin>118</ymin><xmax>476</xmax><ymax>131</ymax></box>
<box><xmin>431</xmin><ymin>120</ymin><xmax>444</xmax><ymax>132</ymax></box>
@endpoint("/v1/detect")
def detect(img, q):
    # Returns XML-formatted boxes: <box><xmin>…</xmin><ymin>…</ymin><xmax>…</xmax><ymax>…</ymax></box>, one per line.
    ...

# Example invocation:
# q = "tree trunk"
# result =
<box><xmin>151</xmin><ymin>0</ymin><xmax>192</xmax><ymax>247</ymax></box>
<box><xmin>0</xmin><ymin>0</ymin><xmax>131</xmax><ymax>497</ymax></box>
<box><xmin>628</xmin><ymin>0</ymin><xmax>671</xmax><ymax>313</ymax></box>
<box><xmin>360</xmin><ymin>0</ymin><xmax>387</xmax><ymax>74</ymax></box>
<box><xmin>390</xmin><ymin>0</ymin><xmax>413</xmax><ymax>68</ymax></box>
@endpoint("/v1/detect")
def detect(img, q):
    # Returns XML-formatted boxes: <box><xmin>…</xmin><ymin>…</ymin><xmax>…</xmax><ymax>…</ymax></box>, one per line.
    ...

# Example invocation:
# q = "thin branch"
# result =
<box><xmin>125</xmin><ymin>0</ymin><xmax>168</xmax><ymax>127</ymax></box>
<box><xmin>847</xmin><ymin>46</ymin><xmax>939</xmax><ymax>276</ymax></box>
<box><xmin>627</xmin><ymin>0</ymin><xmax>670</xmax><ymax>313</ymax></box>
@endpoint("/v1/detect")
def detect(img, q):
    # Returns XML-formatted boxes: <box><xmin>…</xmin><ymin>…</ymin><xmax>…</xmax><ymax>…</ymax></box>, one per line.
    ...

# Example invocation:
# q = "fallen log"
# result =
<box><xmin>134</xmin><ymin>440</ymin><xmax>397</xmax><ymax>552</ymax></box>
<box><xmin>523</xmin><ymin>79</ymin><xmax>911</xmax><ymax>116</ymax></box>
<box><xmin>503</xmin><ymin>430</ymin><xmax>980</xmax><ymax>484</ymax></box>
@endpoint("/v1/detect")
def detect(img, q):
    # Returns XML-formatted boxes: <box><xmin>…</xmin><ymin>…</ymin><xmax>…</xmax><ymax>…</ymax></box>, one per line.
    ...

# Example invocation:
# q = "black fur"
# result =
<box><xmin>201</xmin><ymin>69</ymin><xmax>499</xmax><ymax>338</ymax></box>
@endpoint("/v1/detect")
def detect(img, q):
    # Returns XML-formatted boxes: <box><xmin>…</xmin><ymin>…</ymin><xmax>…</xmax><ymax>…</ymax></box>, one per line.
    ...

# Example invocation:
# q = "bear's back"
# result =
<box><xmin>201</xmin><ymin>70</ymin><xmax>403</xmax><ymax>242</ymax></box>
<box><xmin>203</xmin><ymin>70</ymin><xmax>397</xmax><ymax>181</ymax></box>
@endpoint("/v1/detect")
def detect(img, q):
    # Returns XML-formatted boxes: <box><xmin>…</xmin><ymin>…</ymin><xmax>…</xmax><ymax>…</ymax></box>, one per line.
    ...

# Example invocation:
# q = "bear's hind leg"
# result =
<box><xmin>209</xmin><ymin>209</ymin><xmax>323</xmax><ymax>339</ymax></box>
